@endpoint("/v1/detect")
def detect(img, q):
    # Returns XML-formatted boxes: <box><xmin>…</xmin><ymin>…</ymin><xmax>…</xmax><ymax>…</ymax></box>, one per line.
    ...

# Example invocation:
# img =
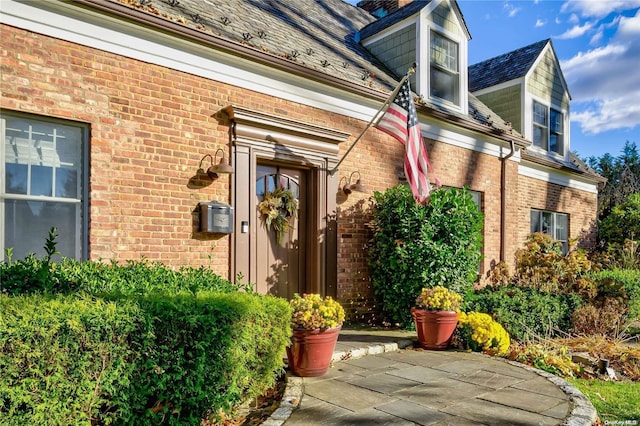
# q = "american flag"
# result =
<box><xmin>375</xmin><ymin>80</ymin><xmax>431</xmax><ymax>204</ymax></box>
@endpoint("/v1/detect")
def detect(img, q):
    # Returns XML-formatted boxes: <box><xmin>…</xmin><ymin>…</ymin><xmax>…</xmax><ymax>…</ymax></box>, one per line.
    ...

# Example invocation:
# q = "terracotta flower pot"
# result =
<box><xmin>286</xmin><ymin>325</ymin><xmax>341</xmax><ymax>377</ymax></box>
<box><xmin>411</xmin><ymin>308</ymin><xmax>459</xmax><ymax>350</ymax></box>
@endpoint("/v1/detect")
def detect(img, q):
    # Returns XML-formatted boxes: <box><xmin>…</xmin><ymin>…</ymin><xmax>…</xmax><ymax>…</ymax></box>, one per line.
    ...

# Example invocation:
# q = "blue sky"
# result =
<box><xmin>348</xmin><ymin>0</ymin><xmax>640</xmax><ymax>160</ymax></box>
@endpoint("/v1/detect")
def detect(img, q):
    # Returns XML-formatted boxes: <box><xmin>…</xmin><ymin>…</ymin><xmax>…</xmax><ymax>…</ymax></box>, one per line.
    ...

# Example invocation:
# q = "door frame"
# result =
<box><xmin>224</xmin><ymin>105</ymin><xmax>349</xmax><ymax>298</ymax></box>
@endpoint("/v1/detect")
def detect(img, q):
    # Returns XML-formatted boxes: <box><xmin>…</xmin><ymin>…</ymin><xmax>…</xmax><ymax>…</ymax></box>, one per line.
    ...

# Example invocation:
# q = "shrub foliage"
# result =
<box><xmin>0</xmin><ymin>235</ymin><xmax>291</xmax><ymax>425</ymax></box>
<box><xmin>0</xmin><ymin>292</ymin><xmax>290</xmax><ymax>425</ymax></box>
<box><xmin>368</xmin><ymin>185</ymin><xmax>483</xmax><ymax>327</ymax></box>
<box><xmin>469</xmin><ymin>285</ymin><xmax>582</xmax><ymax>342</ymax></box>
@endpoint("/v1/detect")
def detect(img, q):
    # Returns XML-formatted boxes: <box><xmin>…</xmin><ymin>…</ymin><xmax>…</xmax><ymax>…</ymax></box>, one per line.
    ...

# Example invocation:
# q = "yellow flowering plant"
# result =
<box><xmin>415</xmin><ymin>286</ymin><xmax>463</xmax><ymax>312</ymax></box>
<box><xmin>456</xmin><ymin>311</ymin><xmax>510</xmax><ymax>356</ymax></box>
<box><xmin>290</xmin><ymin>293</ymin><xmax>345</xmax><ymax>330</ymax></box>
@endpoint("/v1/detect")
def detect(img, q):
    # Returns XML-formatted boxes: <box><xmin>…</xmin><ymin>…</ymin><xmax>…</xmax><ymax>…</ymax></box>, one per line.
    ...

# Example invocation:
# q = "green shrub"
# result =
<box><xmin>0</xmin><ymin>292</ymin><xmax>291</xmax><ymax>425</ymax></box>
<box><xmin>0</xmin><ymin>257</ymin><xmax>251</xmax><ymax>297</ymax></box>
<box><xmin>588</xmin><ymin>269</ymin><xmax>640</xmax><ymax>323</ymax></box>
<box><xmin>469</xmin><ymin>285</ymin><xmax>582</xmax><ymax>341</ymax></box>
<box><xmin>368</xmin><ymin>185</ymin><xmax>483</xmax><ymax>327</ymax></box>
<box><xmin>0</xmin><ymin>294</ymin><xmax>146</xmax><ymax>425</ymax></box>
<box><xmin>599</xmin><ymin>193</ymin><xmax>640</xmax><ymax>248</ymax></box>
<box><xmin>130</xmin><ymin>292</ymin><xmax>291</xmax><ymax>425</ymax></box>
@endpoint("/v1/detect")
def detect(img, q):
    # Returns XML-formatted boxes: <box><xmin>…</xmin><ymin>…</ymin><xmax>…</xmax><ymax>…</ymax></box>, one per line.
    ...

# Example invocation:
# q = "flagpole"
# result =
<box><xmin>329</xmin><ymin>65</ymin><xmax>416</xmax><ymax>175</ymax></box>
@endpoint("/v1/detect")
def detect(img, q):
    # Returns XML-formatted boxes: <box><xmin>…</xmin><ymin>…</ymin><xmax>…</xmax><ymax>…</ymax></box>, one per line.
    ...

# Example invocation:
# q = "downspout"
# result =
<box><xmin>500</xmin><ymin>141</ymin><xmax>516</xmax><ymax>262</ymax></box>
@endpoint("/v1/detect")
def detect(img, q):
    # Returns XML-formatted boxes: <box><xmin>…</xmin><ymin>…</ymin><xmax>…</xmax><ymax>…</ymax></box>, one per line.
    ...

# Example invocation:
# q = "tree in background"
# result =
<box><xmin>583</xmin><ymin>141</ymin><xmax>640</xmax><ymax>267</ymax></box>
<box><xmin>585</xmin><ymin>141</ymin><xmax>640</xmax><ymax>221</ymax></box>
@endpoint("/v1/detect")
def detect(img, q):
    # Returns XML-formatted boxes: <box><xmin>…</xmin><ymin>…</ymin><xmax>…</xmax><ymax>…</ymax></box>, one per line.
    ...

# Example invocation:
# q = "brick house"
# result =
<box><xmin>0</xmin><ymin>0</ymin><xmax>603</xmax><ymax>318</ymax></box>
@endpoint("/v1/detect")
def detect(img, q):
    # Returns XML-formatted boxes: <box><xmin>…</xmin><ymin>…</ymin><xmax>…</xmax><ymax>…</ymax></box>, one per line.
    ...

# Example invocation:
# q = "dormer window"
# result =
<box><xmin>533</xmin><ymin>100</ymin><xmax>564</xmax><ymax>155</ymax></box>
<box><xmin>430</xmin><ymin>31</ymin><xmax>459</xmax><ymax>105</ymax></box>
<box><xmin>550</xmin><ymin>109</ymin><xmax>564</xmax><ymax>154</ymax></box>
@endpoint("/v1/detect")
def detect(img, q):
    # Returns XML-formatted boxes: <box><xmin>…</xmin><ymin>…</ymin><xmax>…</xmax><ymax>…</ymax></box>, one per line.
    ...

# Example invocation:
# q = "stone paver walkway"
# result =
<box><xmin>266</xmin><ymin>327</ymin><xmax>598</xmax><ymax>426</ymax></box>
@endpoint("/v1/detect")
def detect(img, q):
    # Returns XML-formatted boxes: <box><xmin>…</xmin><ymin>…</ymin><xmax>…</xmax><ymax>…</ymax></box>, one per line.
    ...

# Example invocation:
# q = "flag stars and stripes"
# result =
<box><xmin>375</xmin><ymin>79</ymin><xmax>436</xmax><ymax>204</ymax></box>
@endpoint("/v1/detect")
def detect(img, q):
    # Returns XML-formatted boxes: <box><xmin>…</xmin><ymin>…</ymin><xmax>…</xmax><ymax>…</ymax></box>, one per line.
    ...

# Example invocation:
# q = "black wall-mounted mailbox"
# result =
<box><xmin>199</xmin><ymin>201</ymin><xmax>233</xmax><ymax>234</ymax></box>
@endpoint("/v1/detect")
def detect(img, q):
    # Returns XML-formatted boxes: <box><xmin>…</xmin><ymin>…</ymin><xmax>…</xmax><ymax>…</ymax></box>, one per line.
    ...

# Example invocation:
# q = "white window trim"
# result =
<box><xmin>417</xmin><ymin>16</ymin><xmax>468</xmax><ymax>115</ymax></box>
<box><xmin>524</xmin><ymin>94</ymin><xmax>569</xmax><ymax>160</ymax></box>
<box><xmin>1</xmin><ymin>111</ymin><xmax>89</xmax><ymax>260</ymax></box>
<box><xmin>530</xmin><ymin>209</ymin><xmax>569</xmax><ymax>254</ymax></box>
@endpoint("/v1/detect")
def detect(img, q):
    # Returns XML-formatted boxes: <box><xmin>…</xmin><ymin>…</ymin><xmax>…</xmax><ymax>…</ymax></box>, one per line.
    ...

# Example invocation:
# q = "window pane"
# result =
<box><xmin>431</xmin><ymin>33</ymin><xmax>458</xmax><ymax>72</ymax></box>
<box><xmin>31</xmin><ymin>165</ymin><xmax>53</xmax><ymax>196</ymax></box>
<box><xmin>550</xmin><ymin>109</ymin><xmax>562</xmax><ymax>132</ymax></box>
<box><xmin>533</xmin><ymin>102</ymin><xmax>547</xmax><ymax>125</ymax></box>
<box><xmin>430</xmin><ymin>67</ymin><xmax>458</xmax><ymax>104</ymax></box>
<box><xmin>541</xmin><ymin>212</ymin><xmax>554</xmax><ymax>235</ymax></box>
<box><xmin>4</xmin><ymin>199</ymin><xmax>78</xmax><ymax>260</ymax></box>
<box><xmin>533</xmin><ymin>125</ymin><xmax>548</xmax><ymax>149</ymax></box>
<box><xmin>4</xmin><ymin>116</ymin><xmax>82</xmax><ymax>199</ymax></box>
<box><xmin>56</xmin><ymin>167</ymin><xmax>78</xmax><ymax>198</ymax></box>
<box><xmin>550</xmin><ymin>133</ymin><xmax>563</xmax><ymax>154</ymax></box>
<box><xmin>5</xmin><ymin>163</ymin><xmax>28</xmax><ymax>194</ymax></box>
<box><xmin>555</xmin><ymin>213</ymin><xmax>568</xmax><ymax>241</ymax></box>
<box><xmin>530</xmin><ymin>210</ymin><xmax>540</xmax><ymax>233</ymax></box>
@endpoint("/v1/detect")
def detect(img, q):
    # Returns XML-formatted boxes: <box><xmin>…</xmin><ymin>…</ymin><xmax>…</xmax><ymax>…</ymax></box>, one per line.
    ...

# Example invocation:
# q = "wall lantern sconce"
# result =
<box><xmin>199</xmin><ymin>148</ymin><xmax>233</xmax><ymax>179</ymax></box>
<box><xmin>340</xmin><ymin>171</ymin><xmax>366</xmax><ymax>195</ymax></box>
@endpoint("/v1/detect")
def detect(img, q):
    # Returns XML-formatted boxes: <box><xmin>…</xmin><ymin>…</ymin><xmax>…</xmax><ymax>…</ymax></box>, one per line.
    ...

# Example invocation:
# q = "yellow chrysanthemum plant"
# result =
<box><xmin>415</xmin><ymin>286</ymin><xmax>463</xmax><ymax>312</ymax></box>
<box><xmin>456</xmin><ymin>311</ymin><xmax>511</xmax><ymax>356</ymax></box>
<box><xmin>290</xmin><ymin>293</ymin><xmax>345</xmax><ymax>330</ymax></box>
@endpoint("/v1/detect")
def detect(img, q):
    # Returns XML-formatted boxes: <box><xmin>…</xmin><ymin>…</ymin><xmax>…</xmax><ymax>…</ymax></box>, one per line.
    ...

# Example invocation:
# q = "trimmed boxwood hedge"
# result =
<box><xmin>0</xmin><ymin>252</ymin><xmax>291</xmax><ymax>425</ymax></box>
<box><xmin>0</xmin><ymin>291</ymin><xmax>291</xmax><ymax>425</ymax></box>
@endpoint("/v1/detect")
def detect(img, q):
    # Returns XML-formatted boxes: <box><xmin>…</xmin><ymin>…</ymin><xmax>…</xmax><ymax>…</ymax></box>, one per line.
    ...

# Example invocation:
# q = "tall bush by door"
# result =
<box><xmin>368</xmin><ymin>185</ymin><xmax>484</xmax><ymax>328</ymax></box>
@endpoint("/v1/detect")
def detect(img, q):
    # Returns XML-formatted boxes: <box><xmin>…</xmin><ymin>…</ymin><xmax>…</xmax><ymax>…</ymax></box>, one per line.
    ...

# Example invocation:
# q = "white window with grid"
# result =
<box><xmin>1</xmin><ymin>112</ymin><xmax>87</xmax><ymax>261</ymax></box>
<box><xmin>430</xmin><ymin>31</ymin><xmax>459</xmax><ymax>105</ymax></box>
<box><xmin>530</xmin><ymin>209</ymin><xmax>568</xmax><ymax>254</ymax></box>
<box><xmin>533</xmin><ymin>101</ymin><xmax>564</xmax><ymax>155</ymax></box>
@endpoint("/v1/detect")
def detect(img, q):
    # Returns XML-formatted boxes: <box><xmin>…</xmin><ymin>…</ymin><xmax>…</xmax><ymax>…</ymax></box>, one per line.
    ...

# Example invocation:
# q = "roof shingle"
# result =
<box><xmin>468</xmin><ymin>39</ymin><xmax>549</xmax><ymax>92</ymax></box>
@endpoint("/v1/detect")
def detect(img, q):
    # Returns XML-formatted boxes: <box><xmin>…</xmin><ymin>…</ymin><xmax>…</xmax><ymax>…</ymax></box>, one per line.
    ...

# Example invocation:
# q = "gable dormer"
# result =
<box><xmin>469</xmin><ymin>39</ymin><xmax>572</xmax><ymax>160</ymax></box>
<box><xmin>358</xmin><ymin>0</ymin><xmax>470</xmax><ymax>115</ymax></box>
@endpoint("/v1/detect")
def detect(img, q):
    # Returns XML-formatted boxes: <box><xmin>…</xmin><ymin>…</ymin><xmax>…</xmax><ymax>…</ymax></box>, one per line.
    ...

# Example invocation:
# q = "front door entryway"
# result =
<box><xmin>255</xmin><ymin>164</ymin><xmax>306</xmax><ymax>298</ymax></box>
<box><xmin>225</xmin><ymin>105</ymin><xmax>348</xmax><ymax>302</ymax></box>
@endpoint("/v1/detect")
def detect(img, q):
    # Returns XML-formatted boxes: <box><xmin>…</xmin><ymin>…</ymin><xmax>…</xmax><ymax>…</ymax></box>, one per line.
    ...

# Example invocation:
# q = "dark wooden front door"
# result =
<box><xmin>255</xmin><ymin>164</ymin><xmax>306</xmax><ymax>298</ymax></box>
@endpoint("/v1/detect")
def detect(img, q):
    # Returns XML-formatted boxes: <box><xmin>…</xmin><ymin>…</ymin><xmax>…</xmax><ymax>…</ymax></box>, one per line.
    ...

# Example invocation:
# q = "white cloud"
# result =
<box><xmin>556</xmin><ymin>21</ymin><xmax>594</xmax><ymax>39</ymax></box>
<box><xmin>617</xmin><ymin>10</ymin><xmax>640</xmax><ymax>36</ymax></box>
<box><xmin>568</xmin><ymin>13</ymin><xmax>579</xmax><ymax>24</ymax></box>
<box><xmin>561</xmin><ymin>11</ymin><xmax>640</xmax><ymax>135</ymax></box>
<box><xmin>535</xmin><ymin>19</ymin><xmax>546</xmax><ymax>28</ymax></box>
<box><xmin>589</xmin><ymin>30</ymin><xmax>603</xmax><ymax>45</ymax></box>
<box><xmin>561</xmin><ymin>0</ymin><xmax>640</xmax><ymax>19</ymax></box>
<box><xmin>503</xmin><ymin>2</ymin><xmax>520</xmax><ymax>17</ymax></box>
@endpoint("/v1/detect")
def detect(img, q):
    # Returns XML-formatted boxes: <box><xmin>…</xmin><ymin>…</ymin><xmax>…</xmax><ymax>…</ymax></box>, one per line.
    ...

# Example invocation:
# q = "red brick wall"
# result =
<box><xmin>517</xmin><ymin>174</ymin><xmax>598</xmax><ymax>254</ymax></box>
<box><xmin>1</xmin><ymin>25</ymin><xmax>402</xmax><ymax>285</ymax></box>
<box><xmin>1</xmin><ymin>24</ymin><xmax>598</xmax><ymax>317</ymax></box>
<box><xmin>333</xmin><ymin>135</ymin><xmax>518</xmax><ymax>319</ymax></box>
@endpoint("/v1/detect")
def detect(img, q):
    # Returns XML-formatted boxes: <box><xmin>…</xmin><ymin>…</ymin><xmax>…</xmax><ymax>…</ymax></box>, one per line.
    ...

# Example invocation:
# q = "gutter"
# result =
<box><xmin>500</xmin><ymin>140</ymin><xmax>516</xmax><ymax>263</ymax></box>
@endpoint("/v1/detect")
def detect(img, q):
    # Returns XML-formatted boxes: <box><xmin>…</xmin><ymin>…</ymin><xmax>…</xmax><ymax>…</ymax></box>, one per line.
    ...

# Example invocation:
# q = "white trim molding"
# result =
<box><xmin>518</xmin><ymin>163</ymin><xmax>599</xmax><ymax>194</ymax></box>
